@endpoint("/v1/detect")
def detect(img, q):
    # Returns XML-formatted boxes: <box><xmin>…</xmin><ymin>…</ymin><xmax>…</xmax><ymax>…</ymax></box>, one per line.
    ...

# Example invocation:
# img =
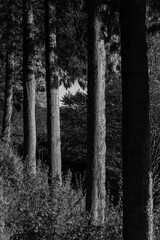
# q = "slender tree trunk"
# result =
<box><xmin>86</xmin><ymin>0</ymin><xmax>106</xmax><ymax>226</ymax></box>
<box><xmin>23</xmin><ymin>0</ymin><xmax>36</xmax><ymax>176</ymax></box>
<box><xmin>45</xmin><ymin>0</ymin><xmax>62</xmax><ymax>184</ymax></box>
<box><xmin>2</xmin><ymin>52</ymin><xmax>14</xmax><ymax>143</ymax></box>
<box><xmin>0</xmin><ymin>177</ymin><xmax>4</xmax><ymax>238</ymax></box>
<box><xmin>121</xmin><ymin>0</ymin><xmax>153</xmax><ymax>239</ymax></box>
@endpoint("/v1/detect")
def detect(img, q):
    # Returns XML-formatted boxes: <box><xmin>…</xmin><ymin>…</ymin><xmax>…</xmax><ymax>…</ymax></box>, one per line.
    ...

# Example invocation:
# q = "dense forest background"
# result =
<box><xmin>0</xmin><ymin>0</ymin><xmax>160</xmax><ymax>239</ymax></box>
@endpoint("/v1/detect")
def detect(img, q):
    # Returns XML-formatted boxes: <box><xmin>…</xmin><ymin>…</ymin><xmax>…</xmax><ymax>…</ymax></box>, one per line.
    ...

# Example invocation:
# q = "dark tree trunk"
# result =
<box><xmin>23</xmin><ymin>0</ymin><xmax>36</xmax><ymax>176</ymax></box>
<box><xmin>86</xmin><ymin>0</ymin><xmax>106</xmax><ymax>226</ymax></box>
<box><xmin>2</xmin><ymin>52</ymin><xmax>14</xmax><ymax>143</ymax></box>
<box><xmin>121</xmin><ymin>0</ymin><xmax>153</xmax><ymax>239</ymax></box>
<box><xmin>45</xmin><ymin>0</ymin><xmax>62</xmax><ymax>184</ymax></box>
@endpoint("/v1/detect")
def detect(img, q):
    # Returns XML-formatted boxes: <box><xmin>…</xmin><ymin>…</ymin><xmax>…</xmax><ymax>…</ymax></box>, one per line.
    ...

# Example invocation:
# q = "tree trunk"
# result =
<box><xmin>86</xmin><ymin>0</ymin><xmax>106</xmax><ymax>226</ymax></box>
<box><xmin>0</xmin><ymin>177</ymin><xmax>4</xmax><ymax>238</ymax></box>
<box><xmin>45</xmin><ymin>0</ymin><xmax>62</xmax><ymax>184</ymax></box>
<box><xmin>2</xmin><ymin>52</ymin><xmax>14</xmax><ymax>143</ymax></box>
<box><xmin>23</xmin><ymin>0</ymin><xmax>36</xmax><ymax>176</ymax></box>
<box><xmin>121</xmin><ymin>0</ymin><xmax>153</xmax><ymax>239</ymax></box>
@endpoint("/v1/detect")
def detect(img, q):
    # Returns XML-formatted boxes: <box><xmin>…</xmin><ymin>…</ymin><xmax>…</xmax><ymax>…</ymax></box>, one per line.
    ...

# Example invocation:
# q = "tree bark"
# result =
<box><xmin>121</xmin><ymin>0</ymin><xmax>153</xmax><ymax>239</ymax></box>
<box><xmin>23</xmin><ymin>0</ymin><xmax>36</xmax><ymax>176</ymax></box>
<box><xmin>45</xmin><ymin>0</ymin><xmax>62</xmax><ymax>184</ymax></box>
<box><xmin>86</xmin><ymin>0</ymin><xmax>106</xmax><ymax>226</ymax></box>
<box><xmin>2</xmin><ymin>52</ymin><xmax>14</xmax><ymax>143</ymax></box>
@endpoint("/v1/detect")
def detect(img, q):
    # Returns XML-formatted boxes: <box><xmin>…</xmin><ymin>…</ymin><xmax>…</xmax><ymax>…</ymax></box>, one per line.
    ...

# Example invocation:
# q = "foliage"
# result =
<box><xmin>0</xmin><ymin>141</ymin><xmax>23</xmax><ymax>184</ymax></box>
<box><xmin>105</xmin><ymin>76</ymin><xmax>122</xmax><ymax>202</ymax></box>
<box><xmin>0</xmin><ymin>145</ymin><xmax>122</xmax><ymax>240</ymax></box>
<box><xmin>61</xmin><ymin>91</ymin><xmax>87</xmax><ymax>172</ymax></box>
<box><xmin>57</xmin><ymin>0</ymin><xmax>87</xmax><ymax>83</ymax></box>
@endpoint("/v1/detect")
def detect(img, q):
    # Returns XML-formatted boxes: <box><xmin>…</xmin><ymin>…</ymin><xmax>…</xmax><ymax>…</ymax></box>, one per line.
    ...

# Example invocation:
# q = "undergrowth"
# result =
<box><xmin>0</xmin><ymin>142</ymin><xmax>122</xmax><ymax>240</ymax></box>
<box><xmin>1</xmin><ymin>139</ymin><xmax>160</xmax><ymax>239</ymax></box>
<box><xmin>2</xmin><ymin>139</ymin><xmax>160</xmax><ymax>239</ymax></box>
